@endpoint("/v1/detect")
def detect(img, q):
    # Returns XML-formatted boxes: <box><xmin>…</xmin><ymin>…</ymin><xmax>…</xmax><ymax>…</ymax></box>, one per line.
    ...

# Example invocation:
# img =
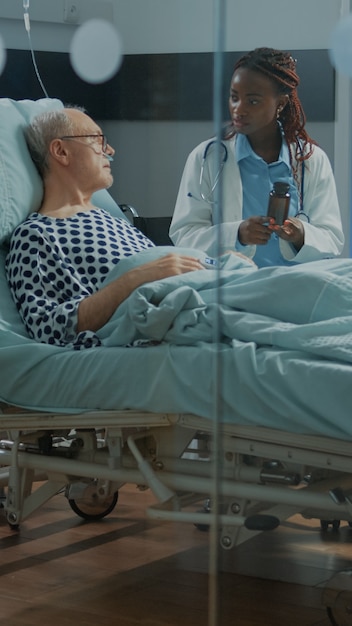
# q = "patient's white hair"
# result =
<box><xmin>24</xmin><ymin>106</ymin><xmax>85</xmax><ymax>177</ymax></box>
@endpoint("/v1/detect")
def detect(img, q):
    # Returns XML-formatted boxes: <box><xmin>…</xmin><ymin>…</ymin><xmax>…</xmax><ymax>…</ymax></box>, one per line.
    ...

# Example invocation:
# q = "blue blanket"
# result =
<box><xmin>1</xmin><ymin>245</ymin><xmax>351</xmax><ymax>438</ymax></box>
<box><xmin>98</xmin><ymin>247</ymin><xmax>352</xmax><ymax>364</ymax></box>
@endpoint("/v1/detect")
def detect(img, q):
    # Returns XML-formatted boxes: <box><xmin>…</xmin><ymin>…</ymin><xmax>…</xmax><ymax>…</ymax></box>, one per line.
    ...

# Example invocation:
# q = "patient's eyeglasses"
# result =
<box><xmin>59</xmin><ymin>134</ymin><xmax>108</xmax><ymax>152</ymax></box>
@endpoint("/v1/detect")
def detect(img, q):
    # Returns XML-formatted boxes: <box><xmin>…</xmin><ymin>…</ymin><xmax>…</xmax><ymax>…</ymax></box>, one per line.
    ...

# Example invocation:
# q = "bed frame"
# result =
<box><xmin>1</xmin><ymin>404</ymin><xmax>352</xmax><ymax>551</ymax></box>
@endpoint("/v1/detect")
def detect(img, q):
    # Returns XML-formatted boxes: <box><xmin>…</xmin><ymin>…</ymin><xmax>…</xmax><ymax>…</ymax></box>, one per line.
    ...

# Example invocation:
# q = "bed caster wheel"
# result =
<box><xmin>68</xmin><ymin>490</ymin><xmax>119</xmax><ymax>521</ymax></box>
<box><xmin>6</xmin><ymin>512</ymin><xmax>19</xmax><ymax>530</ymax></box>
<box><xmin>320</xmin><ymin>519</ymin><xmax>341</xmax><ymax>531</ymax></box>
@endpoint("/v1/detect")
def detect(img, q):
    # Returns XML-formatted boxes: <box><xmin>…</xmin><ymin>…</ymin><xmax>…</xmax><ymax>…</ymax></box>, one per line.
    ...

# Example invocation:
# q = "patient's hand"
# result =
<box><xmin>136</xmin><ymin>253</ymin><xmax>204</xmax><ymax>281</ymax></box>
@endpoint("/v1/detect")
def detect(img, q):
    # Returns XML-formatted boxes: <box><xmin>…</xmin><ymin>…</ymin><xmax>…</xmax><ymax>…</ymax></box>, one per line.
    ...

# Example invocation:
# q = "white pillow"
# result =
<box><xmin>0</xmin><ymin>98</ymin><xmax>64</xmax><ymax>244</ymax></box>
<box><xmin>0</xmin><ymin>97</ymin><xmax>125</xmax><ymax>244</ymax></box>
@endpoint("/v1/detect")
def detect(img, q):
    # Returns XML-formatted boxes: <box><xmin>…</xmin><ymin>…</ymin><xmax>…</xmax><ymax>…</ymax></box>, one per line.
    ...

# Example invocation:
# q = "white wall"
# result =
<box><xmin>0</xmin><ymin>0</ymin><xmax>350</xmax><ymax>254</ymax></box>
<box><xmin>114</xmin><ymin>0</ymin><xmax>341</xmax><ymax>54</ymax></box>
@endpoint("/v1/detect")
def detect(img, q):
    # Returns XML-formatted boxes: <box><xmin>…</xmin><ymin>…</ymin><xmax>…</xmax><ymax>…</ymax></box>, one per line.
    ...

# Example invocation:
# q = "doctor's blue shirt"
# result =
<box><xmin>234</xmin><ymin>133</ymin><xmax>300</xmax><ymax>267</ymax></box>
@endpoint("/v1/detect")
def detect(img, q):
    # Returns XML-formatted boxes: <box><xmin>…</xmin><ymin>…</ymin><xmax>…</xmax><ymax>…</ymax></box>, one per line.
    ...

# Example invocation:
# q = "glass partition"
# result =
<box><xmin>0</xmin><ymin>1</ymin><xmax>351</xmax><ymax>624</ymax></box>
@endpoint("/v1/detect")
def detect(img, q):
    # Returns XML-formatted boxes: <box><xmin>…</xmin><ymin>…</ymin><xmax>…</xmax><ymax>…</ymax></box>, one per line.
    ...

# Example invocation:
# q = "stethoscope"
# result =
<box><xmin>294</xmin><ymin>158</ymin><xmax>310</xmax><ymax>221</ymax></box>
<box><xmin>187</xmin><ymin>140</ymin><xmax>228</xmax><ymax>204</ymax></box>
<box><xmin>187</xmin><ymin>138</ymin><xmax>310</xmax><ymax>222</ymax></box>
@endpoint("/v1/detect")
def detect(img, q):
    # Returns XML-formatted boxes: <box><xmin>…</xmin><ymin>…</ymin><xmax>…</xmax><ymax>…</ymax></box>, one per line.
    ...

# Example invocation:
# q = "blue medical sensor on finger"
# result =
<box><xmin>203</xmin><ymin>257</ymin><xmax>218</xmax><ymax>268</ymax></box>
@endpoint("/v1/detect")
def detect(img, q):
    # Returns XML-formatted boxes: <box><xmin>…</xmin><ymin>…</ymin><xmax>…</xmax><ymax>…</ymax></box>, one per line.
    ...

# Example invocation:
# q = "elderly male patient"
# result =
<box><xmin>6</xmin><ymin>107</ymin><xmax>208</xmax><ymax>349</ymax></box>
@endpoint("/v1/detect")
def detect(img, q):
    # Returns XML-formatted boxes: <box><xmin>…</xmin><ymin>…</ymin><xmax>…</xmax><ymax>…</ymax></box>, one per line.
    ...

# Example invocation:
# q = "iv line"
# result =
<box><xmin>23</xmin><ymin>0</ymin><xmax>49</xmax><ymax>98</ymax></box>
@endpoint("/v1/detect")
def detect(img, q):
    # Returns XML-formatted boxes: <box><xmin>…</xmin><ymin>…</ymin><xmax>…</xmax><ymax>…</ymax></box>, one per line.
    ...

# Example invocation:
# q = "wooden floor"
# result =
<box><xmin>0</xmin><ymin>484</ymin><xmax>351</xmax><ymax>626</ymax></box>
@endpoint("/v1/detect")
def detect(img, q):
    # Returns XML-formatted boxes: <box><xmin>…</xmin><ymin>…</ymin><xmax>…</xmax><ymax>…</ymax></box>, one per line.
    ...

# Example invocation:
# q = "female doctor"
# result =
<box><xmin>169</xmin><ymin>47</ymin><xmax>344</xmax><ymax>267</ymax></box>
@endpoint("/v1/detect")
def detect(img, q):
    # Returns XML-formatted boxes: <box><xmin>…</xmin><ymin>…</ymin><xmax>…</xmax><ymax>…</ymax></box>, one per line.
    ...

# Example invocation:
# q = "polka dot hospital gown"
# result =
<box><xmin>6</xmin><ymin>209</ymin><xmax>155</xmax><ymax>349</ymax></box>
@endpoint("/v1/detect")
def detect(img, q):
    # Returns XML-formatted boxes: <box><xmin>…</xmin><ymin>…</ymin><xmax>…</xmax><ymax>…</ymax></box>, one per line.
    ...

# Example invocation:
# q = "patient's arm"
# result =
<box><xmin>77</xmin><ymin>253</ymin><xmax>204</xmax><ymax>333</ymax></box>
<box><xmin>6</xmin><ymin>222</ymin><xmax>203</xmax><ymax>348</ymax></box>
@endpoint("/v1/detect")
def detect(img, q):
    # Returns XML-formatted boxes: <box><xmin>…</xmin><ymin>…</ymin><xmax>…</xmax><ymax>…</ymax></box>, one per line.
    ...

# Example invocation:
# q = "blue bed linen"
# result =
<box><xmin>98</xmin><ymin>247</ymin><xmax>352</xmax><ymax>363</ymax></box>
<box><xmin>0</xmin><ymin>246</ymin><xmax>351</xmax><ymax>439</ymax></box>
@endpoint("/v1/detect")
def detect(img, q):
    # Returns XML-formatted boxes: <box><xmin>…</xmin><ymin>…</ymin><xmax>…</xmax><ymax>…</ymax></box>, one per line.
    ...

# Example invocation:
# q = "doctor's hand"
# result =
<box><xmin>272</xmin><ymin>217</ymin><xmax>304</xmax><ymax>251</ymax></box>
<box><xmin>238</xmin><ymin>216</ymin><xmax>273</xmax><ymax>246</ymax></box>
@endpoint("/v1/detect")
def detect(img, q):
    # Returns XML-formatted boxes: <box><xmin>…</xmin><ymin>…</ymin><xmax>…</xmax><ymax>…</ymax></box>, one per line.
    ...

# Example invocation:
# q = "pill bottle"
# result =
<box><xmin>267</xmin><ymin>182</ymin><xmax>291</xmax><ymax>226</ymax></box>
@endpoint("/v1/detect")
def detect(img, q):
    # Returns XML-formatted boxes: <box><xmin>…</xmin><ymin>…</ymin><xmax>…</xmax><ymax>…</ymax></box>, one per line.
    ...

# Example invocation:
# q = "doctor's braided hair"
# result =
<box><xmin>225</xmin><ymin>47</ymin><xmax>317</xmax><ymax>171</ymax></box>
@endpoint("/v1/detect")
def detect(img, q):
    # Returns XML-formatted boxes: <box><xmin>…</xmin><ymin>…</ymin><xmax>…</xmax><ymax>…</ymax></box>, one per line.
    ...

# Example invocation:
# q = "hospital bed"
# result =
<box><xmin>1</xmin><ymin>98</ymin><xmax>352</xmax><ymax>623</ymax></box>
